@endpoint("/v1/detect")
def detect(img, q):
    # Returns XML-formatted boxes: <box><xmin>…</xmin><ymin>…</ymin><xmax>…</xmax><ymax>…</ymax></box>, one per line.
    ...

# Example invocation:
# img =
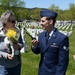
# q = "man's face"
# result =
<box><xmin>40</xmin><ymin>17</ymin><xmax>50</xmax><ymax>30</ymax></box>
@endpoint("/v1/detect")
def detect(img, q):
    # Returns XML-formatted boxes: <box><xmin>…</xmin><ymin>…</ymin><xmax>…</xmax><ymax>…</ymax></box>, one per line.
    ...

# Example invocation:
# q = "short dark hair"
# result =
<box><xmin>46</xmin><ymin>16</ymin><xmax>56</xmax><ymax>25</ymax></box>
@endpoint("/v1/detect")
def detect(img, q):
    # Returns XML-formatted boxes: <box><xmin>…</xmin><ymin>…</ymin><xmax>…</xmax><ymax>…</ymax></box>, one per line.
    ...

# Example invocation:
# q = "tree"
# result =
<box><xmin>69</xmin><ymin>3</ymin><xmax>75</xmax><ymax>20</ymax></box>
<box><xmin>49</xmin><ymin>4</ymin><xmax>59</xmax><ymax>11</ymax></box>
<box><xmin>30</xmin><ymin>8</ymin><xmax>41</xmax><ymax>21</ymax></box>
<box><xmin>15</xmin><ymin>9</ymin><xmax>30</xmax><ymax>20</ymax></box>
<box><xmin>0</xmin><ymin>0</ymin><xmax>25</xmax><ymax>9</ymax></box>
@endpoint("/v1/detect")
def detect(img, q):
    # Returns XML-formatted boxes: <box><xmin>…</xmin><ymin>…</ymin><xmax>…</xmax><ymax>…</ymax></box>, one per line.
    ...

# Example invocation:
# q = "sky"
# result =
<box><xmin>23</xmin><ymin>0</ymin><xmax>75</xmax><ymax>10</ymax></box>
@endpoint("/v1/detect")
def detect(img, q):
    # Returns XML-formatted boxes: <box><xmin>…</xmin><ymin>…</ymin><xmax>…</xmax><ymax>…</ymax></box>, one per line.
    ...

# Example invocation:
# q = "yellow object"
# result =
<box><xmin>6</xmin><ymin>29</ymin><xmax>18</xmax><ymax>43</ymax></box>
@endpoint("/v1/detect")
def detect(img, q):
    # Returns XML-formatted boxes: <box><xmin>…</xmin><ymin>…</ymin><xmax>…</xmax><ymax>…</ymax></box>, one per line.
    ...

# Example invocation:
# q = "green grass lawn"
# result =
<box><xmin>21</xmin><ymin>27</ymin><xmax>75</xmax><ymax>75</ymax></box>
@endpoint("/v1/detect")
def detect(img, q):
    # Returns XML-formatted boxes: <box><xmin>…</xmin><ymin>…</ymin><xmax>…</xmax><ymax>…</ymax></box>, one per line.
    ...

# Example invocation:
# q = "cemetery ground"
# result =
<box><xmin>21</xmin><ymin>27</ymin><xmax>75</xmax><ymax>75</ymax></box>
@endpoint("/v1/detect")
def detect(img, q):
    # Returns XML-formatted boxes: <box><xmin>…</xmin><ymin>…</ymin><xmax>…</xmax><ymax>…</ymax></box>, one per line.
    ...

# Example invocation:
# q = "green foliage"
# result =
<box><xmin>0</xmin><ymin>0</ymin><xmax>25</xmax><ymax>9</ymax></box>
<box><xmin>30</xmin><ymin>8</ymin><xmax>41</xmax><ymax>21</ymax></box>
<box><xmin>15</xmin><ymin>9</ymin><xmax>30</xmax><ymax>20</ymax></box>
<box><xmin>66</xmin><ymin>28</ymin><xmax>75</xmax><ymax>75</ymax></box>
<box><xmin>49</xmin><ymin>3</ymin><xmax>75</xmax><ymax>20</ymax></box>
<box><xmin>21</xmin><ymin>27</ymin><xmax>75</xmax><ymax>75</ymax></box>
<box><xmin>0</xmin><ymin>2</ymin><xmax>75</xmax><ymax>20</ymax></box>
<box><xmin>0</xmin><ymin>9</ymin><xmax>5</xmax><ymax>16</ymax></box>
<box><xmin>49</xmin><ymin>4</ymin><xmax>59</xmax><ymax>10</ymax></box>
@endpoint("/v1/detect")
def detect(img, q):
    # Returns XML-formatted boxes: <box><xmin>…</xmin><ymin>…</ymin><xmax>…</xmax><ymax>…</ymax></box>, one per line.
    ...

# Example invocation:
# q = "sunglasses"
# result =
<box><xmin>8</xmin><ymin>20</ymin><xmax>16</xmax><ymax>23</ymax></box>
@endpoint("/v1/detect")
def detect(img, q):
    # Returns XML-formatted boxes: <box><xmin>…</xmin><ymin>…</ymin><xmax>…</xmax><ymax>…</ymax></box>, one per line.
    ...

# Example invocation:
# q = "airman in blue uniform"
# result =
<box><xmin>31</xmin><ymin>9</ymin><xmax>69</xmax><ymax>75</ymax></box>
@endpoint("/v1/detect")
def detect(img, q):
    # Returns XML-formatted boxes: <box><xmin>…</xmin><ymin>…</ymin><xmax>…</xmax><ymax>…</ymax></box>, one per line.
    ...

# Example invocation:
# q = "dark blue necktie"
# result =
<box><xmin>46</xmin><ymin>33</ymin><xmax>50</xmax><ymax>44</ymax></box>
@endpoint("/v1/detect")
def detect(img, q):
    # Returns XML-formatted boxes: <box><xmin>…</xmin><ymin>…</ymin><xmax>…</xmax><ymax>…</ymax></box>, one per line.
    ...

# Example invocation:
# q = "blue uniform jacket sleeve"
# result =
<box><xmin>56</xmin><ymin>37</ymin><xmax>69</xmax><ymax>75</ymax></box>
<box><xmin>31</xmin><ymin>45</ymin><xmax>40</xmax><ymax>54</ymax></box>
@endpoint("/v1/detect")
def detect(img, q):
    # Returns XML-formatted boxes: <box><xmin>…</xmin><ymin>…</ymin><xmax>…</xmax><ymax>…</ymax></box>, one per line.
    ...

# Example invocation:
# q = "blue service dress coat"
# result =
<box><xmin>31</xmin><ymin>28</ymin><xmax>69</xmax><ymax>75</ymax></box>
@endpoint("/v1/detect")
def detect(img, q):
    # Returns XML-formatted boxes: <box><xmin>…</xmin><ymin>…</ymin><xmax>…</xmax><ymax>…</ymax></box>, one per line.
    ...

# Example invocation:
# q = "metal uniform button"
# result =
<box><xmin>43</xmin><ymin>63</ymin><xmax>44</xmax><ymax>65</ymax></box>
<box><xmin>44</xmin><ymin>57</ymin><xmax>45</xmax><ymax>59</ymax></box>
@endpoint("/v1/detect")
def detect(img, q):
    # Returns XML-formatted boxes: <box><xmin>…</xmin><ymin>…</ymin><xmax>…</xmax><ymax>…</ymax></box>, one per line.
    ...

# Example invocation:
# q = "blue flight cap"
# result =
<box><xmin>40</xmin><ymin>9</ymin><xmax>58</xmax><ymax>18</ymax></box>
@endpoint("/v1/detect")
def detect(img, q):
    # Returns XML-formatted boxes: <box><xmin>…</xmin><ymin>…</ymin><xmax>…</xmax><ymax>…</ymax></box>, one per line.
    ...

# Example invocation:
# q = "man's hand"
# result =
<box><xmin>31</xmin><ymin>39</ymin><xmax>38</xmax><ymax>47</ymax></box>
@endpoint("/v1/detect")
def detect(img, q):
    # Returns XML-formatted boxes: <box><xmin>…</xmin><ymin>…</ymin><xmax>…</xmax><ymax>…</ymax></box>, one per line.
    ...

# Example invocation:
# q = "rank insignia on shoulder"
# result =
<box><xmin>63</xmin><ymin>46</ymin><xmax>69</xmax><ymax>51</ymax></box>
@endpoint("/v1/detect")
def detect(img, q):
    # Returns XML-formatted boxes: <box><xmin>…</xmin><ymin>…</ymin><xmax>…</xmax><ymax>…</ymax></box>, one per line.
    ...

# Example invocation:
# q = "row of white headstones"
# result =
<box><xmin>16</xmin><ymin>21</ymin><xmax>74</xmax><ymax>53</ymax></box>
<box><xmin>0</xmin><ymin>21</ymin><xmax>74</xmax><ymax>53</ymax></box>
